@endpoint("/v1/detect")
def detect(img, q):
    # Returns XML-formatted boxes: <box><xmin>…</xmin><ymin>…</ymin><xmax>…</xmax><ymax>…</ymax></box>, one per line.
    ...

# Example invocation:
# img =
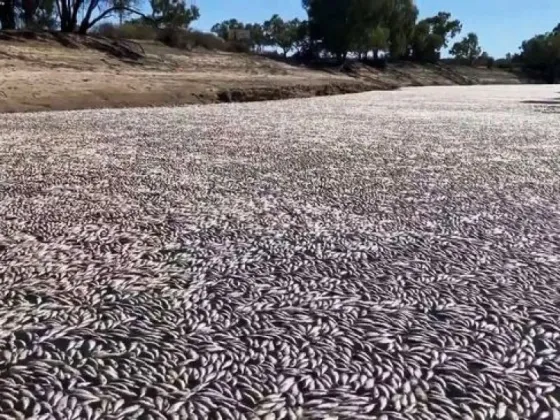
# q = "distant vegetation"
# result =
<box><xmin>0</xmin><ymin>0</ymin><xmax>558</xmax><ymax>81</ymax></box>
<box><xmin>518</xmin><ymin>25</ymin><xmax>560</xmax><ymax>83</ymax></box>
<box><xmin>207</xmin><ymin>1</ymin><xmax>559</xmax><ymax>82</ymax></box>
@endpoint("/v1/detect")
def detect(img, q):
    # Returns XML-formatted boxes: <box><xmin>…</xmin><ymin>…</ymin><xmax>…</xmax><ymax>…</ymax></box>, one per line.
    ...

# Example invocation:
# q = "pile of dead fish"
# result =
<box><xmin>1</xmin><ymin>85</ymin><xmax>560</xmax><ymax>419</ymax></box>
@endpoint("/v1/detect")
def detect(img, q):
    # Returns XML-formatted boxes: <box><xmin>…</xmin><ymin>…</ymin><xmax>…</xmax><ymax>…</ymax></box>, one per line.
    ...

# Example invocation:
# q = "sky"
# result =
<box><xmin>189</xmin><ymin>0</ymin><xmax>560</xmax><ymax>57</ymax></box>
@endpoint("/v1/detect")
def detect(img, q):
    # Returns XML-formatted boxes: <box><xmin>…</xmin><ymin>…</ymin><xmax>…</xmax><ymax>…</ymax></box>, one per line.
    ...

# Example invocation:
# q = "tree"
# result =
<box><xmin>450</xmin><ymin>32</ymin><xmax>482</xmax><ymax>64</ymax></box>
<box><xmin>148</xmin><ymin>0</ymin><xmax>199</xmax><ymax>29</ymax></box>
<box><xmin>0</xmin><ymin>0</ymin><xmax>56</xmax><ymax>29</ymax></box>
<box><xmin>424</xmin><ymin>12</ymin><xmax>462</xmax><ymax>48</ymax></box>
<box><xmin>293</xmin><ymin>19</ymin><xmax>310</xmax><ymax>54</ymax></box>
<box><xmin>0</xmin><ymin>0</ymin><xmax>17</xmax><ymax>29</ymax></box>
<box><xmin>211</xmin><ymin>18</ymin><xmax>244</xmax><ymax>40</ymax></box>
<box><xmin>353</xmin><ymin>23</ymin><xmax>389</xmax><ymax>60</ymax></box>
<box><xmin>303</xmin><ymin>0</ymin><xmax>394</xmax><ymax>62</ymax></box>
<box><xmin>21</xmin><ymin>0</ymin><xmax>57</xmax><ymax>28</ymax></box>
<box><xmin>211</xmin><ymin>20</ymin><xmax>271</xmax><ymax>52</ymax></box>
<box><xmin>477</xmin><ymin>51</ymin><xmax>494</xmax><ymax>68</ymax></box>
<box><xmin>520</xmin><ymin>31</ymin><xmax>560</xmax><ymax>83</ymax></box>
<box><xmin>386</xmin><ymin>0</ymin><xmax>418</xmax><ymax>59</ymax></box>
<box><xmin>246</xmin><ymin>22</ymin><xmax>267</xmax><ymax>52</ymax></box>
<box><xmin>113</xmin><ymin>0</ymin><xmax>133</xmax><ymax>25</ymax></box>
<box><xmin>54</xmin><ymin>0</ymin><xmax>198</xmax><ymax>34</ymax></box>
<box><xmin>348</xmin><ymin>0</ymin><xmax>391</xmax><ymax>60</ymax></box>
<box><xmin>264</xmin><ymin>14</ymin><xmax>300</xmax><ymax>57</ymax></box>
<box><xmin>410</xmin><ymin>20</ymin><xmax>442</xmax><ymax>62</ymax></box>
<box><xmin>304</xmin><ymin>0</ymin><xmax>355</xmax><ymax>61</ymax></box>
<box><xmin>371</xmin><ymin>26</ymin><xmax>389</xmax><ymax>58</ymax></box>
<box><xmin>410</xmin><ymin>11</ymin><xmax>461</xmax><ymax>62</ymax></box>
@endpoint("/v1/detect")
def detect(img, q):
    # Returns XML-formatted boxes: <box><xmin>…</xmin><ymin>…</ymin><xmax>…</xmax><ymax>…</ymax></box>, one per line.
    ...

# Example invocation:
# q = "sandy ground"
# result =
<box><xmin>0</xmin><ymin>38</ymin><xmax>382</xmax><ymax>112</ymax></box>
<box><xmin>0</xmin><ymin>35</ymin><xmax>524</xmax><ymax>112</ymax></box>
<box><xmin>1</xmin><ymin>86</ymin><xmax>560</xmax><ymax>419</ymax></box>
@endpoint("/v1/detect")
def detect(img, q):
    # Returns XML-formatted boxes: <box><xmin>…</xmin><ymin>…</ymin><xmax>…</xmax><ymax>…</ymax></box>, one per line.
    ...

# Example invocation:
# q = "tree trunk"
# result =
<box><xmin>77</xmin><ymin>0</ymin><xmax>97</xmax><ymax>34</ymax></box>
<box><xmin>22</xmin><ymin>0</ymin><xmax>37</xmax><ymax>28</ymax></box>
<box><xmin>60</xmin><ymin>17</ymin><xmax>77</xmax><ymax>32</ymax></box>
<box><xmin>77</xmin><ymin>19</ymin><xmax>89</xmax><ymax>34</ymax></box>
<box><xmin>60</xmin><ymin>9</ymin><xmax>78</xmax><ymax>32</ymax></box>
<box><xmin>373</xmin><ymin>49</ymin><xmax>379</xmax><ymax>61</ymax></box>
<box><xmin>75</xmin><ymin>2</ymin><xmax>90</xmax><ymax>33</ymax></box>
<box><xmin>0</xmin><ymin>0</ymin><xmax>16</xmax><ymax>30</ymax></box>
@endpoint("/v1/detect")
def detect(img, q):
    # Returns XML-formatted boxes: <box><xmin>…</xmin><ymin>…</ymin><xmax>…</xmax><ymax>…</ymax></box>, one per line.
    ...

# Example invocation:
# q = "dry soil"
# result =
<box><xmin>0</xmin><ymin>33</ymin><xmax>525</xmax><ymax>112</ymax></box>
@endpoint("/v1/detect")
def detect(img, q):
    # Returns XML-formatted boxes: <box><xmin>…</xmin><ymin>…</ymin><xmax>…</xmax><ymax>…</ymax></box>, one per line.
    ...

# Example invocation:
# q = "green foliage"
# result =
<box><xmin>422</xmin><ymin>12</ymin><xmax>462</xmax><ymax>48</ymax></box>
<box><xmin>94</xmin><ymin>20</ymin><xmax>230</xmax><ymax>52</ymax></box>
<box><xmin>348</xmin><ymin>0</ymin><xmax>391</xmax><ymax>58</ymax></box>
<box><xmin>367</xmin><ymin>25</ymin><xmax>389</xmax><ymax>59</ymax></box>
<box><xmin>292</xmin><ymin>19</ymin><xmax>309</xmax><ymax>53</ymax></box>
<box><xmin>211</xmin><ymin>20</ymin><xmax>270</xmax><ymax>52</ymax></box>
<box><xmin>0</xmin><ymin>0</ymin><xmax>56</xmax><ymax>29</ymax></box>
<box><xmin>211</xmin><ymin>18</ymin><xmax>243</xmax><ymax>40</ymax></box>
<box><xmin>212</xmin><ymin>15</ymin><xmax>304</xmax><ymax>56</ymax></box>
<box><xmin>450</xmin><ymin>32</ymin><xmax>481</xmax><ymax>64</ymax></box>
<box><xmin>148</xmin><ymin>0</ymin><xmax>199</xmax><ymax>29</ymax></box>
<box><xmin>203</xmin><ymin>3</ymin><xmax>490</xmax><ymax>69</ymax></box>
<box><xmin>387</xmin><ymin>0</ymin><xmax>418</xmax><ymax>58</ymax></box>
<box><xmin>303</xmin><ymin>0</ymin><xmax>358</xmax><ymax>60</ymax></box>
<box><xmin>476</xmin><ymin>51</ymin><xmax>495</xmax><ymax>69</ymax></box>
<box><xmin>411</xmin><ymin>12</ymin><xmax>462</xmax><ymax>62</ymax></box>
<box><xmin>495</xmin><ymin>53</ymin><xmax>516</xmax><ymax>70</ymax></box>
<box><xmin>20</xmin><ymin>0</ymin><xmax>56</xmax><ymax>29</ymax></box>
<box><xmin>410</xmin><ymin>20</ymin><xmax>442</xmax><ymax>62</ymax></box>
<box><xmin>264</xmin><ymin>15</ymin><xmax>301</xmax><ymax>56</ymax></box>
<box><xmin>55</xmin><ymin>0</ymin><xmax>198</xmax><ymax>34</ymax></box>
<box><xmin>302</xmin><ymin>0</ymin><xmax>421</xmax><ymax>61</ymax></box>
<box><xmin>520</xmin><ymin>30</ymin><xmax>560</xmax><ymax>82</ymax></box>
<box><xmin>225</xmin><ymin>40</ymin><xmax>251</xmax><ymax>53</ymax></box>
<box><xmin>245</xmin><ymin>22</ymin><xmax>267</xmax><ymax>51</ymax></box>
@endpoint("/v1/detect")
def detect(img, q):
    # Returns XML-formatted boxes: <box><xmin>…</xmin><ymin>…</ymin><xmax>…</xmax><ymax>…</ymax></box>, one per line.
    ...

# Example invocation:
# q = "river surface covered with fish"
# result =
<box><xmin>1</xmin><ymin>85</ymin><xmax>560</xmax><ymax>419</ymax></box>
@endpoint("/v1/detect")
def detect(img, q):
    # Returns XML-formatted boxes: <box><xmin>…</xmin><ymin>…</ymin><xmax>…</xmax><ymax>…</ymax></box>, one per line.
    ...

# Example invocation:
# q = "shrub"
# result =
<box><xmin>496</xmin><ymin>59</ymin><xmax>512</xmax><ymax>70</ymax></box>
<box><xmin>366</xmin><ymin>56</ymin><xmax>388</xmax><ymax>69</ymax></box>
<box><xmin>185</xmin><ymin>30</ymin><xmax>228</xmax><ymax>50</ymax></box>
<box><xmin>119</xmin><ymin>23</ymin><xmax>158</xmax><ymax>40</ymax></box>
<box><xmin>93</xmin><ymin>23</ymin><xmax>241</xmax><ymax>52</ymax></box>
<box><xmin>93</xmin><ymin>23</ymin><xmax>157</xmax><ymax>40</ymax></box>
<box><xmin>157</xmin><ymin>27</ymin><xmax>191</xmax><ymax>49</ymax></box>
<box><xmin>225</xmin><ymin>40</ymin><xmax>251</xmax><ymax>53</ymax></box>
<box><xmin>156</xmin><ymin>28</ymin><xmax>229</xmax><ymax>50</ymax></box>
<box><xmin>93</xmin><ymin>23</ymin><xmax>121</xmax><ymax>39</ymax></box>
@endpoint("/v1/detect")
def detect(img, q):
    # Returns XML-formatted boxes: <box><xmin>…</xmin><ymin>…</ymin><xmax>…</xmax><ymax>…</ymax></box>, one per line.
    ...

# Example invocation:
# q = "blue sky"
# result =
<box><xmin>190</xmin><ymin>0</ymin><xmax>560</xmax><ymax>57</ymax></box>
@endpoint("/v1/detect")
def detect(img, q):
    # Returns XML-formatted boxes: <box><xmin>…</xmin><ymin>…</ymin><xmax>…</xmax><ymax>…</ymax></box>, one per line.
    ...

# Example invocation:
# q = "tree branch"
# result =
<box><xmin>85</xmin><ymin>6</ymin><xmax>150</xmax><ymax>31</ymax></box>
